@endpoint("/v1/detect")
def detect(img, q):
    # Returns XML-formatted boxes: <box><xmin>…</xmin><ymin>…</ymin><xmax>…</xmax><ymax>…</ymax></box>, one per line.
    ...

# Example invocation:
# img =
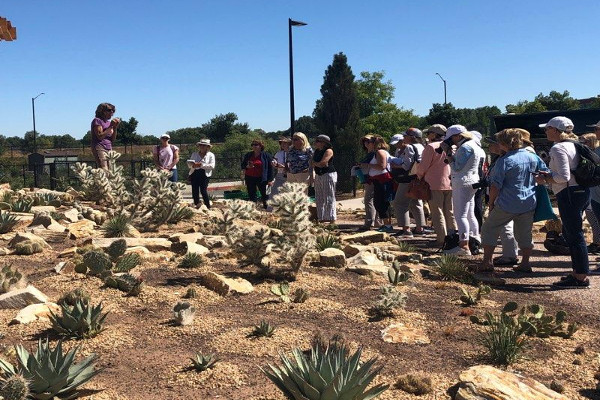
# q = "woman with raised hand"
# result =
<box><xmin>91</xmin><ymin>103</ymin><xmax>120</xmax><ymax>169</ymax></box>
<box><xmin>312</xmin><ymin>135</ymin><xmax>337</xmax><ymax>222</ymax></box>
<box><xmin>536</xmin><ymin>117</ymin><xmax>590</xmax><ymax>288</ymax></box>
<box><xmin>241</xmin><ymin>140</ymin><xmax>274</xmax><ymax>209</ymax></box>
<box><xmin>188</xmin><ymin>139</ymin><xmax>215</xmax><ymax>209</ymax></box>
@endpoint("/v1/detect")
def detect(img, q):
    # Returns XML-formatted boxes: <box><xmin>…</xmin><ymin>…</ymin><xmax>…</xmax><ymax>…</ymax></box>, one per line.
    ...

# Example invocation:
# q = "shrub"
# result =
<box><xmin>49</xmin><ymin>299</ymin><xmax>108</xmax><ymax>339</ymax></box>
<box><xmin>262</xmin><ymin>341</ymin><xmax>388</xmax><ymax>399</ymax></box>
<box><xmin>0</xmin><ymin>210</ymin><xmax>18</xmax><ymax>234</ymax></box>
<box><xmin>394</xmin><ymin>373</ymin><xmax>433</xmax><ymax>395</ymax></box>
<box><xmin>0</xmin><ymin>339</ymin><xmax>100</xmax><ymax>400</ymax></box>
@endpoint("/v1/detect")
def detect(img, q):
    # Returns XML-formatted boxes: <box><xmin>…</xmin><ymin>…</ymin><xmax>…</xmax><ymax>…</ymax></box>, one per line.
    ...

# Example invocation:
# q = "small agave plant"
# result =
<box><xmin>262</xmin><ymin>342</ymin><xmax>388</xmax><ymax>399</ymax></box>
<box><xmin>249</xmin><ymin>320</ymin><xmax>275</xmax><ymax>338</ymax></box>
<box><xmin>190</xmin><ymin>351</ymin><xmax>219</xmax><ymax>372</ymax></box>
<box><xmin>49</xmin><ymin>299</ymin><xmax>108</xmax><ymax>339</ymax></box>
<box><xmin>0</xmin><ymin>339</ymin><xmax>100</xmax><ymax>400</ymax></box>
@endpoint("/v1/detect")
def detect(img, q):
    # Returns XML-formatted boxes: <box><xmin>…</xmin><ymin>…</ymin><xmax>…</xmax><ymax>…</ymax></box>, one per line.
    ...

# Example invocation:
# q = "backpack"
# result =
<box><xmin>440</xmin><ymin>232</ymin><xmax>481</xmax><ymax>255</ymax></box>
<box><xmin>570</xmin><ymin>141</ymin><xmax>600</xmax><ymax>187</ymax></box>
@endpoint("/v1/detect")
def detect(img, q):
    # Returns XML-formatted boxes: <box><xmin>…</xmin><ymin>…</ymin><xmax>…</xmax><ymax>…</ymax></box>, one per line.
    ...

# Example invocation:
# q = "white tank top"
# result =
<box><xmin>368</xmin><ymin>150</ymin><xmax>390</xmax><ymax>176</ymax></box>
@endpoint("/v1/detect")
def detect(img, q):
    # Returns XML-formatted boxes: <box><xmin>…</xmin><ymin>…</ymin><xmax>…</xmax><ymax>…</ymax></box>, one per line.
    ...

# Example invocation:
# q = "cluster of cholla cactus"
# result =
<box><xmin>0</xmin><ymin>264</ymin><xmax>27</xmax><ymax>294</ymax></box>
<box><xmin>74</xmin><ymin>202</ymin><xmax>106</xmax><ymax>225</ymax></box>
<box><xmin>71</xmin><ymin>151</ymin><xmax>186</xmax><ymax>231</ymax></box>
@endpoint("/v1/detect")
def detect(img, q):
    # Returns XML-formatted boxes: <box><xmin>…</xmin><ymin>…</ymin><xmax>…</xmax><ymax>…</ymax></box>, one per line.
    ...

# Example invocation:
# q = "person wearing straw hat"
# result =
<box><xmin>153</xmin><ymin>133</ymin><xmax>180</xmax><ymax>182</ymax></box>
<box><xmin>271</xmin><ymin>137</ymin><xmax>292</xmax><ymax>197</ymax></box>
<box><xmin>188</xmin><ymin>139</ymin><xmax>215</xmax><ymax>209</ymax></box>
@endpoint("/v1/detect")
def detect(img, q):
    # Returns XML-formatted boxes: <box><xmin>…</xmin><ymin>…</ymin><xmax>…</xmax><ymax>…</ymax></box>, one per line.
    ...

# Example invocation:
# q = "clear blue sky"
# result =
<box><xmin>2</xmin><ymin>0</ymin><xmax>599</xmax><ymax>139</ymax></box>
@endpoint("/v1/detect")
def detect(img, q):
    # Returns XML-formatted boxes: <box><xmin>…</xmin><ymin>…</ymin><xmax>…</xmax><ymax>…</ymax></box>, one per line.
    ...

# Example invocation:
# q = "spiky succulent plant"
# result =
<box><xmin>0</xmin><ymin>339</ymin><xmax>100</xmax><ymax>400</ymax></box>
<box><xmin>387</xmin><ymin>261</ymin><xmax>412</xmax><ymax>286</ymax></box>
<box><xmin>9</xmin><ymin>198</ymin><xmax>33</xmax><ymax>213</ymax></box>
<box><xmin>368</xmin><ymin>286</ymin><xmax>407</xmax><ymax>318</ymax></box>
<box><xmin>178</xmin><ymin>252</ymin><xmax>204</xmax><ymax>269</ymax></box>
<box><xmin>49</xmin><ymin>299</ymin><xmax>108</xmax><ymax>339</ymax></box>
<box><xmin>13</xmin><ymin>241</ymin><xmax>44</xmax><ymax>255</ymax></box>
<box><xmin>113</xmin><ymin>253</ymin><xmax>141</xmax><ymax>273</ymax></box>
<box><xmin>0</xmin><ymin>264</ymin><xmax>27</xmax><ymax>294</ymax></box>
<box><xmin>183</xmin><ymin>287</ymin><xmax>198</xmax><ymax>299</ymax></box>
<box><xmin>315</xmin><ymin>234</ymin><xmax>341</xmax><ymax>251</ymax></box>
<box><xmin>270</xmin><ymin>282</ymin><xmax>290</xmax><ymax>303</ymax></box>
<box><xmin>262</xmin><ymin>342</ymin><xmax>388</xmax><ymax>400</ymax></box>
<box><xmin>102</xmin><ymin>214</ymin><xmax>135</xmax><ymax>238</ymax></box>
<box><xmin>249</xmin><ymin>320</ymin><xmax>275</xmax><ymax>338</ymax></box>
<box><xmin>0</xmin><ymin>374</ymin><xmax>30</xmax><ymax>400</ymax></box>
<box><xmin>82</xmin><ymin>250</ymin><xmax>113</xmax><ymax>277</ymax></box>
<box><xmin>173</xmin><ymin>301</ymin><xmax>195</xmax><ymax>326</ymax></box>
<box><xmin>292</xmin><ymin>288</ymin><xmax>310</xmax><ymax>303</ymax></box>
<box><xmin>104</xmin><ymin>274</ymin><xmax>144</xmax><ymax>296</ymax></box>
<box><xmin>168</xmin><ymin>204</ymin><xmax>195</xmax><ymax>224</ymax></box>
<box><xmin>57</xmin><ymin>287</ymin><xmax>91</xmax><ymax>307</ymax></box>
<box><xmin>0</xmin><ymin>210</ymin><xmax>18</xmax><ymax>234</ymax></box>
<box><xmin>190</xmin><ymin>351</ymin><xmax>219</xmax><ymax>372</ymax></box>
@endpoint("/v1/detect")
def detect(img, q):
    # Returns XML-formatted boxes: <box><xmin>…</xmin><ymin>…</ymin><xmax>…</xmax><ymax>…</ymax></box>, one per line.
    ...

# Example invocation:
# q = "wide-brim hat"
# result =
<box><xmin>161</xmin><ymin>134</ymin><xmax>171</xmax><ymax>139</ymax></box>
<box><xmin>424</xmin><ymin>124</ymin><xmax>447</xmax><ymax>136</ymax></box>
<box><xmin>196</xmin><ymin>139</ymin><xmax>212</xmax><ymax>147</ymax></box>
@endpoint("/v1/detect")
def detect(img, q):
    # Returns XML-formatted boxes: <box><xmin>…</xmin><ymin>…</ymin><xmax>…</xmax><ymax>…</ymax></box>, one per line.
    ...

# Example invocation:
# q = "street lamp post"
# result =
<box><xmin>289</xmin><ymin>18</ymin><xmax>307</xmax><ymax>137</ymax></box>
<box><xmin>435</xmin><ymin>73</ymin><xmax>447</xmax><ymax>105</ymax></box>
<box><xmin>32</xmin><ymin>92</ymin><xmax>45</xmax><ymax>153</ymax></box>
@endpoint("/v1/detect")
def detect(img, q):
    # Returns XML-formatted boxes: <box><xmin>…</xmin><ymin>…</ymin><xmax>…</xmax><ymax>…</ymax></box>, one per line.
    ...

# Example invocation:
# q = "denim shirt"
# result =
<box><xmin>490</xmin><ymin>148</ymin><xmax>544</xmax><ymax>214</ymax></box>
<box><xmin>287</xmin><ymin>147</ymin><xmax>314</xmax><ymax>174</ymax></box>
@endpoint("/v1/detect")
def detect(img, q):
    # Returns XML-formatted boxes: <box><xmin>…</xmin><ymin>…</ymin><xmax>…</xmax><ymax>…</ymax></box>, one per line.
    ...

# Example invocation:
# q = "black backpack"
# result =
<box><xmin>570</xmin><ymin>141</ymin><xmax>600</xmax><ymax>187</ymax></box>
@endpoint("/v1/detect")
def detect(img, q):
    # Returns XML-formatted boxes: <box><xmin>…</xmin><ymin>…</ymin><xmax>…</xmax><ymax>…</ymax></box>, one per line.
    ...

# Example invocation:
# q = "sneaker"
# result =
<box><xmin>493</xmin><ymin>256</ymin><xmax>519</xmax><ymax>266</ymax></box>
<box><xmin>552</xmin><ymin>275</ymin><xmax>590</xmax><ymax>289</ymax></box>
<box><xmin>393</xmin><ymin>230</ymin><xmax>413</xmax><ymax>237</ymax></box>
<box><xmin>512</xmin><ymin>264</ymin><xmax>533</xmax><ymax>273</ymax></box>
<box><xmin>377</xmin><ymin>225</ymin><xmax>394</xmax><ymax>233</ymax></box>
<box><xmin>588</xmin><ymin>243</ymin><xmax>600</xmax><ymax>254</ymax></box>
<box><xmin>356</xmin><ymin>225</ymin><xmax>371</xmax><ymax>232</ymax></box>
<box><xmin>443</xmin><ymin>247</ymin><xmax>472</xmax><ymax>256</ymax></box>
<box><xmin>412</xmin><ymin>230</ymin><xmax>429</xmax><ymax>236</ymax></box>
<box><xmin>589</xmin><ymin>266</ymin><xmax>600</xmax><ymax>275</ymax></box>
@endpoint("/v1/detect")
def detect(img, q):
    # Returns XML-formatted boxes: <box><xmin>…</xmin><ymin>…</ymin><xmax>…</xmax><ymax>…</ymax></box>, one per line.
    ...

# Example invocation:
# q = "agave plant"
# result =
<box><xmin>178</xmin><ymin>252</ymin><xmax>204</xmax><ymax>269</ymax></box>
<box><xmin>168</xmin><ymin>205</ymin><xmax>195</xmax><ymax>224</ymax></box>
<box><xmin>0</xmin><ymin>339</ymin><xmax>100</xmax><ymax>400</ymax></box>
<box><xmin>262</xmin><ymin>342</ymin><xmax>388</xmax><ymax>399</ymax></box>
<box><xmin>102</xmin><ymin>214</ymin><xmax>135</xmax><ymax>238</ymax></box>
<box><xmin>249</xmin><ymin>320</ymin><xmax>275</xmax><ymax>338</ymax></box>
<box><xmin>10</xmin><ymin>198</ymin><xmax>33</xmax><ymax>213</ymax></box>
<box><xmin>49</xmin><ymin>299</ymin><xmax>108</xmax><ymax>339</ymax></box>
<box><xmin>0</xmin><ymin>210</ymin><xmax>18</xmax><ymax>234</ymax></box>
<box><xmin>190</xmin><ymin>351</ymin><xmax>219</xmax><ymax>372</ymax></box>
<box><xmin>315</xmin><ymin>234</ymin><xmax>341</xmax><ymax>251</ymax></box>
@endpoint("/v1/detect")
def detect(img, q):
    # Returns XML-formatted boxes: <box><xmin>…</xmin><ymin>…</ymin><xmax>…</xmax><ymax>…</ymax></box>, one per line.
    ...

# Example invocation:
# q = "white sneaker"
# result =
<box><xmin>443</xmin><ymin>247</ymin><xmax>472</xmax><ymax>256</ymax></box>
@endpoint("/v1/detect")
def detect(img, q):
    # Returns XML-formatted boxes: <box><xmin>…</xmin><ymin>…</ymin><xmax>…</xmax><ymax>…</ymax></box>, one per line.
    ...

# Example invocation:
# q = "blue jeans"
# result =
<box><xmin>168</xmin><ymin>169</ymin><xmax>178</xmax><ymax>182</ymax></box>
<box><xmin>556</xmin><ymin>186</ymin><xmax>590</xmax><ymax>274</ymax></box>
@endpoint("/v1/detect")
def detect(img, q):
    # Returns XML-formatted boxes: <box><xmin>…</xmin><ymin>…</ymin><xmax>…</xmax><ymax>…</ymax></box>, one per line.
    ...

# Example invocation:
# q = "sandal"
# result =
<box><xmin>512</xmin><ymin>265</ymin><xmax>533</xmax><ymax>273</ymax></box>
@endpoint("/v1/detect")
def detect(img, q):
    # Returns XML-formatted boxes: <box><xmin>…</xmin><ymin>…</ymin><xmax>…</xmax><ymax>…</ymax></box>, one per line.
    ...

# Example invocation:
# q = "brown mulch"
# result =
<box><xmin>0</xmin><ymin>207</ymin><xmax>599</xmax><ymax>400</ymax></box>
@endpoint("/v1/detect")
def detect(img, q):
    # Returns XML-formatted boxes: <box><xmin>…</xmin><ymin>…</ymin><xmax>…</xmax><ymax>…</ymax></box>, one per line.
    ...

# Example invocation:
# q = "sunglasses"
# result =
<box><xmin>251</xmin><ymin>143</ymin><xmax>261</xmax><ymax>147</ymax></box>
<box><xmin>107</xmin><ymin>109</ymin><xmax>115</xmax><ymax>113</ymax></box>
<box><xmin>292</xmin><ymin>138</ymin><xmax>302</xmax><ymax>141</ymax></box>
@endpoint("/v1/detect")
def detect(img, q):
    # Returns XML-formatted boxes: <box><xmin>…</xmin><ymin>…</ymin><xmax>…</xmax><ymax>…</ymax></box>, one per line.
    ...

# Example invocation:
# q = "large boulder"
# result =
<box><xmin>199</xmin><ymin>272</ymin><xmax>253</xmax><ymax>296</ymax></box>
<box><xmin>319</xmin><ymin>248</ymin><xmax>346</xmax><ymax>268</ymax></box>
<box><xmin>199</xmin><ymin>235</ymin><xmax>227</xmax><ymax>249</ymax></box>
<box><xmin>169</xmin><ymin>232</ymin><xmax>204</xmax><ymax>244</ymax></box>
<box><xmin>454</xmin><ymin>365</ymin><xmax>568</xmax><ymax>400</ymax></box>
<box><xmin>381</xmin><ymin>323</ymin><xmax>430</xmax><ymax>345</ymax></box>
<box><xmin>8</xmin><ymin>232</ymin><xmax>51</xmax><ymax>252</ymax></box>
<box><xmin>342</xmin><ymin>231</ymin><xmax>386</xmax><ymax>245</ymax></box>
<box><xmin>0</xmin><ymin>286</ymin><xmax>49</xmax><ymax>309</ymax></box>
<box><xmin>10</xmin><ymin>302</ymin><xmax>60</xmax><ymax>325</ymax></box>
<box><xmin>346</xmin><ymin>252</ymin><xmax>387</xmax><ymax>275</ymax></box>
<box><xmin>342</xmin><ymin>244</ymin><xmax>369</xmax><ymax>258</ymax></box>
<box><xmin>67</xmin><ymin>219</ymin><xmax>97</xmax><ymax>240</ymax></box>
<box><xmin>61</xmin><ymin>208</ymin><xmax>80</xmax><ymax>223</ymax></box>
<box><xmin>30</xmin><ymin>205</ymin><xmax>57</xmax><ymax>214</ymax></box>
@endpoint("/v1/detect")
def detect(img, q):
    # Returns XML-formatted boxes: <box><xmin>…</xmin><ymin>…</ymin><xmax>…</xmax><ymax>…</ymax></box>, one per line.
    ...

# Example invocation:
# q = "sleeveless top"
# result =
<box><xmin>313</xmin><ymin>148</ymin><xmax>336</xmax><ymax>175</ymax></box>
<box><xmin>368</xmin><ymin>150</ymin><xmax>391</xmax><ymax>176</ymax></box>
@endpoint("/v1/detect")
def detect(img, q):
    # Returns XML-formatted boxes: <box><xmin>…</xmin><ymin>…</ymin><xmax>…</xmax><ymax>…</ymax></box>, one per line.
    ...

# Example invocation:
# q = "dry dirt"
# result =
<box><xmin>1</xmin><ymin>204</ymin><xmax>600</xmax><ymax>400</ymax></box>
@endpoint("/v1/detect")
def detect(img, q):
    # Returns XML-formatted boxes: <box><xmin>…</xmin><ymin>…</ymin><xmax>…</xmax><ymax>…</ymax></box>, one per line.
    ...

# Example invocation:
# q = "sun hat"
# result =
<box><xmin>161</xmin><ymin>134</ymin><xmax>170</xmax><ymax>139</ymax></box>
<box><xmin>197</xmin><ymin>139</ymin><xmax>212</xmax><ymax>147</ymax></box>
<box><xmin>444</xmin><ymin>124</ymin><xmax>468</xmax><ymax>141</ymax></box>
<box><xmin>470</xmin><ymin>131</ymin><xmax>482</xmax><ymax>146</ymax></box>
<box><xmin>315</xmin><ymin>134</ymin><xmax>331</xmax><ymax>144</ymax></box>
<box><xmin>424</xmin><ymin>124</ymin><xmax>447</xmax><ymax>136</ymax></box>
<box><xmin>586</xmin><ymin>120</ymin><xmax>600</xmax><ymax>128</ymax></box>
<box><xmin>520</xmin><ymin>129</ymin><xmax>534</xmax><ymax>146</ymax></box>
<box><xmin>405</xmin><ymin>128</ymin><xmax>423</xmax><ymax>138</ymax></box>
<box><xmin>389</xmin><ymin>133</ymin><xmax>404</xmax><ymax>145</ymax></box>
<box><xmin>539</xmin><ymin>116</ymin><xmax>574</xmax><ymax>132</ymax></box>
<box><xmin>278</xmin><ymin>136</ymin><xmax>292</xmax><ymax>142</ymax></box>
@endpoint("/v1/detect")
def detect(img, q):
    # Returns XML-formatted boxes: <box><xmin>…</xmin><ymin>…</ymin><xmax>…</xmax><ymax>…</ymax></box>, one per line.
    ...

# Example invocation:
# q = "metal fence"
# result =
<box><xmin>0</xmin><ymin>155</ymin><xmax>245</xmax><ymax>190</ymax></box>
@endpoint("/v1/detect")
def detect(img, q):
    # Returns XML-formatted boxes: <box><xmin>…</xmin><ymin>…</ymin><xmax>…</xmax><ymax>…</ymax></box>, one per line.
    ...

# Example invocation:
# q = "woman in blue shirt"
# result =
<box><xmin>479</xmin><ymin>128</ymin><xmax>545</xmax><ymax>272</ymax></box>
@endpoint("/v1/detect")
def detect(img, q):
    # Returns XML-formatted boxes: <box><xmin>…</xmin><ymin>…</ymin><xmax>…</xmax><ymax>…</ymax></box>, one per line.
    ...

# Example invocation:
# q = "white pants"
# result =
<box><xmin>452</xmin><ymin>185</ymin><xmax>480</xmax><ymax>242</ymax></box>
<box><xmin>315</xmin><ymin>172</ymin><xmax>337</xmax><ymax>221</ymax></box>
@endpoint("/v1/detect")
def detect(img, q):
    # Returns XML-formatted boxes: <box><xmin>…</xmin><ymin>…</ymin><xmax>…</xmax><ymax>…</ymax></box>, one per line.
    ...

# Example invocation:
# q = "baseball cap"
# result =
<box><xmin>586</xmin><ymin>120</ymin><xmax>600</xmax><ymax>129</ymax></box>
<box><xmin>444</xmin><ymin>124</ymin><xmax>467</xmax><ymax>141</ymax></box>
<box><xmin>539</xmin><ymin>116</ymin><xmax>574</xmax><ymax>132</ymax></box>
<box><xmin>405</xmin><ymin>128</ymin><xmax>423</xmax><ymax>138</ymax></box>
<box><xmin>161</xmin><ymin>134</ymin><xmax>171</xmax><ymax>139</ymax></box>
<box><xmin>424</xmin><ymin>124</ymin><xmax>447</xmax><ymax>136</ymax></box>
<box><xmin>389</xmin><ymin>134</ymin><xmax>404</xmax><ymax>145</ymax></box>
<box><xmin>470</xmin><ymin>131</ymin><xmax>482</xmax><ymax>146</ymax></box>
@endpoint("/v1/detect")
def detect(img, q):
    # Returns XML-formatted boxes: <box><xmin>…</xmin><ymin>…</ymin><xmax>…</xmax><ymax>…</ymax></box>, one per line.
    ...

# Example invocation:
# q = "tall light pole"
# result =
<box><xmin>289</xmin><ymin>18</ymin><xmax>307</xmax><ymax>137</ymax></box>
<box><xmin>435</xmin><ymin>73</ymin><xmax>447</xmax><ymax>105</ymax></box>
<box><xmin>32</xmin><ymin>92</ymin><xmax>44</xmax><ymax>153</ymax></box>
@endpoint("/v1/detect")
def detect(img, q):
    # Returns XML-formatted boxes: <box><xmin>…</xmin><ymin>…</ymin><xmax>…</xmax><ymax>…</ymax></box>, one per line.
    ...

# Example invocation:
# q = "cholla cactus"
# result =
<box><xmin>234</xmin><ymin>228</ymin><xmax>272</xmax><ymax>268</ymax></box>
<box><xmin>71</xmin><ymin>151</ymin><xmax>128</xmax><ymax>207</ymax></box>
<box><xmin>368</xmin><ymin>286</ymin><xmax>408</xmax><ymax>318</ymax></box>
<box><xmin>0</xmin><ymin>265</ymin><xmax>27</xmax><ymax>294</ymax></box>
<box><xmin>173</xmin><ymin>301</ymin><xmax>196</xmax><ymax>326</ymax></box>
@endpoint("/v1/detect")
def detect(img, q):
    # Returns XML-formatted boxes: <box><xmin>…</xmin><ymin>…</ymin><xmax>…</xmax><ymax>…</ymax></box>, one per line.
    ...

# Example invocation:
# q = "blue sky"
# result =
<box><xmin>2</xmin><ymin>0</ymin><xmax>599</xmax><ymax>139</ymax></box>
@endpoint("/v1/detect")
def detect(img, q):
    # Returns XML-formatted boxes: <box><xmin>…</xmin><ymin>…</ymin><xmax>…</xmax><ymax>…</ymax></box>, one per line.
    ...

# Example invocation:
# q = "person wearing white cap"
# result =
<box><xmin>469</xmin><ymin>130</ymin><xmax>486</xmax><ymax>230</ymax></box>
<box><xmin>417</xmin><ymin>124</ymin><xmax>457</xmax><ymax>244</ymax></box>
<box><xmin>444</xmin><ymin>125</ymin><xmax>485</xmax><ymax>256</ymax></box>
<box><xmin>535</xmin><ymin>116</ymin><xmax>591</xmax><ymax>288</ymax></box>
<box><xmin>390</xmin><ymin>128</ymin><xmax>427</xmax><ymax>236</ymax></box>
<box><xmin>153</xmin><ymin>134</ymin><xmax>180</xmax><ymax>182</ymax></box>
<box><xmin>188</xmin><ymin>139</ymin><xmax>215</xmax><ymax>208</ymax></box>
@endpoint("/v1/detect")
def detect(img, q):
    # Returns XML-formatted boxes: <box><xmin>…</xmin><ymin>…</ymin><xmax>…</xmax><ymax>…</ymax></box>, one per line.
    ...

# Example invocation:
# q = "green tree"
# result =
<box><xmin>52</xmin><ymin>134</ymin><xmax>80</xmax><ymax>149</ymax></box>
<box><xmin>313</xmin><ymin>52</ymin><xmax>361</xmax><ymax>192</ymax></box>
<box><xmin>295</xmin><ymin>115</ymin><xmax>319</xmax><ymax>138</ymax></box>
<box><xmin>165</xmin><ymin>127</ymin><xmax>205</xmax><ymax>144</ymax></box>
<box><xmin>506</xmin><ymin>90</ymin><xmax>579</xmax><ymax>113</ymax></box>
<box><xmin>202</xmin><ymin>112</ymin><xmax>249</xmax><ymax>143</ymax></box>
<box><xmin>457</xmin><ymin>106</ymin><xmax>502</xmax><ymax>137</ymax></box>
<box><xmin>23</xmin><ymin>131</ymin><xmax>52</xmax><ymax>153</ymax></box>
<box><xmin>116</xmin><ymin>117</ymin><xmax>140</xmax><ymax>152</ymax></box>
<box><xmin>0</xmin><ymin>135</ymin><xmax>7</xmax><ymax>156</ymax></box>
<box><xmin>425</xmin><ymin>103</ymin><xmax>462</xmax><ymax>127</ymax></box>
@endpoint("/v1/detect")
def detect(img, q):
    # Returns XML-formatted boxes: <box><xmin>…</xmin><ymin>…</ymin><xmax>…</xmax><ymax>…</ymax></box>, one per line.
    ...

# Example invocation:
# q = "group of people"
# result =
<box><xmin>359</xmin><ymin>117</ymin><xmax>600</xmax><ymax>289</ymax></box>
<box><xmin>91</xmin><ymin>103</ymin><xmax>600</xmax><ymax>288</ymax></box>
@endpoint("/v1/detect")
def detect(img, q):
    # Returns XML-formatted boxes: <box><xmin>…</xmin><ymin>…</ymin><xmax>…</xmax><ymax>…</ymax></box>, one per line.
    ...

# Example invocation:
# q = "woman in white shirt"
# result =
<box><xmin>271</xmin><ymin>137</ymin><xmax>291</xmax><ymax>197</ymax></box>
<box><xmin>188</xmin><ymin>139</ymin><xmax>216</xmax><ymax>209</ymax></box>
<box><xmin>535</xmin><ymin>116</ymin><xmax>590</xmax><ymax>288</ymax></box>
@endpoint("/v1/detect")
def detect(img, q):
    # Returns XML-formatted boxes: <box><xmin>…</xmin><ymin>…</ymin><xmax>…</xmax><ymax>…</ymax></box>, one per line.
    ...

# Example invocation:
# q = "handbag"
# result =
<box><xmin>533</xmin><ymin>184</ymin><xmax>557</xmax><ymax>222</ymax></box>
<box><xmin>406</xmin><ymin>178</ymin><xmax>431</xmax><ymax>201</ymax></box>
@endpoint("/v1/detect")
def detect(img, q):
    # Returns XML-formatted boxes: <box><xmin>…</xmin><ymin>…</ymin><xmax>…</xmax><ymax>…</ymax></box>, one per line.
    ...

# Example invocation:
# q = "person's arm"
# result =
<box><xmin>401</xmin><ymin>146</ymin><xmax>415</xmax><ymax>171</ymax></box>
<box><xmin>200</xmin><ymin>152</ymin><xmax>215</xmax><ymax>171</ymax></box>
<box><xmin>416</xmin><ymin>145</ymin><xmax>434</xmax><ymax>179</ymax></box>
<box><xmin>373</xmin><ymin>149</ymin><xmax>387</xmax><ymax>171</ymax></box>
<box><xmin>153</xmin><ymin>148</ymin><xmax>161</xmax><ymax>168</ymax></box>
<box><xmin>313</xmin><ymin>149</ymin><xmax>334</xmax><ymax>167</ymax></box>
<box><xmin>488</xmin><ymin>184</ymin><xmax>500</xmax><ymax>211</ymax></box>
<box><xmin>307</xmin><ymin>147</ymin><xmax>314</xmax><ymax>175</ymax></box>
<box><xmin>93</xmin><ymin>123</ymin><xmax>113</xmax><ymax>141</ymax></box>
<box><xmin>547</xmin><ymin>146</ymin><xmax>571</xmax><ymax>184</ymax></box>
<box><xmin>168</xmin><ymin>147</ymin><xmax>180</xmax><ymax>170</ymax></box>
<box><xmin>110</xmin><ymin>118</ymin><xmax>120</xmax><ymax>142</ymax></box>
<box><xmin>452</xmin><ymin>145</ymin><xmax>474</xmax><ymax>172</ymax></box>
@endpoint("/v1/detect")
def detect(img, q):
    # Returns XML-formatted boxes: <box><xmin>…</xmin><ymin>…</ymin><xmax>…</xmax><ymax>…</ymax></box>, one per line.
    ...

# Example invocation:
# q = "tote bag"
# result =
<box><xmin>406</xmin><ymin>178</ymin><xmax>431</xmax><ymax>201</ymax></box>
<box><xmin>533</xmin><ymin>185</ymin><xmax>557</xmax><ymax>222</ymax></box>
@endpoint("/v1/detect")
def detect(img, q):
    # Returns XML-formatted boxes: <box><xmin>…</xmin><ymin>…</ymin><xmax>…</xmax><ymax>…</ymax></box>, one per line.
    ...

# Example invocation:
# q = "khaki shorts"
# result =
<box><xmin>92</xmin><ymin>144</ymin><xmax>109</xmax><ymax>169</ymax></box>
<box><xmin>481</xmin><ymin>206</ymin><xmax>534</xmax><ymax>249</ymax></box>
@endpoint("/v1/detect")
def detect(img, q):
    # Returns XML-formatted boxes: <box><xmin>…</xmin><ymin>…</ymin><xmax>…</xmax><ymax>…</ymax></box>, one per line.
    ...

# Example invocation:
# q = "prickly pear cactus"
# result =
<box><xmin>106</xmin><ymin>239</ymin><xmax>127</xmax><ymax>261</ymax></box>
<box><xmin>0</xmin><ymin>265</ymin><xmax>27</xmax><ymax>294</ymax></box>
<box><xmin>83</xmin><ymin>250</ymin><xmax>113</xmax><ymax>276</ymax></box>
<box><xmin>113</xmin><ymin>253</ymin><xmax>141</xmax><ymax>273</ymax></box>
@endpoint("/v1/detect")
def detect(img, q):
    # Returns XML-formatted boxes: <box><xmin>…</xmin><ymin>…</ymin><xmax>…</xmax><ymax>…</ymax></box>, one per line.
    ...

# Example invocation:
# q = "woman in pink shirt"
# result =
<box><xmin>417</xmin><ymin>124</ymin><xmax>457</xmax><ymax>245</ymax></box>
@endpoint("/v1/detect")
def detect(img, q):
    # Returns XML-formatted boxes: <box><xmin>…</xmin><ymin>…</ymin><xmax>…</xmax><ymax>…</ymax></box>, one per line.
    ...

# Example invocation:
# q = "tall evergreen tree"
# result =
<box><xmin>313</xmin><ymin>52</ymin><xmax>360</xmax><ymax>192</ymax></box>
